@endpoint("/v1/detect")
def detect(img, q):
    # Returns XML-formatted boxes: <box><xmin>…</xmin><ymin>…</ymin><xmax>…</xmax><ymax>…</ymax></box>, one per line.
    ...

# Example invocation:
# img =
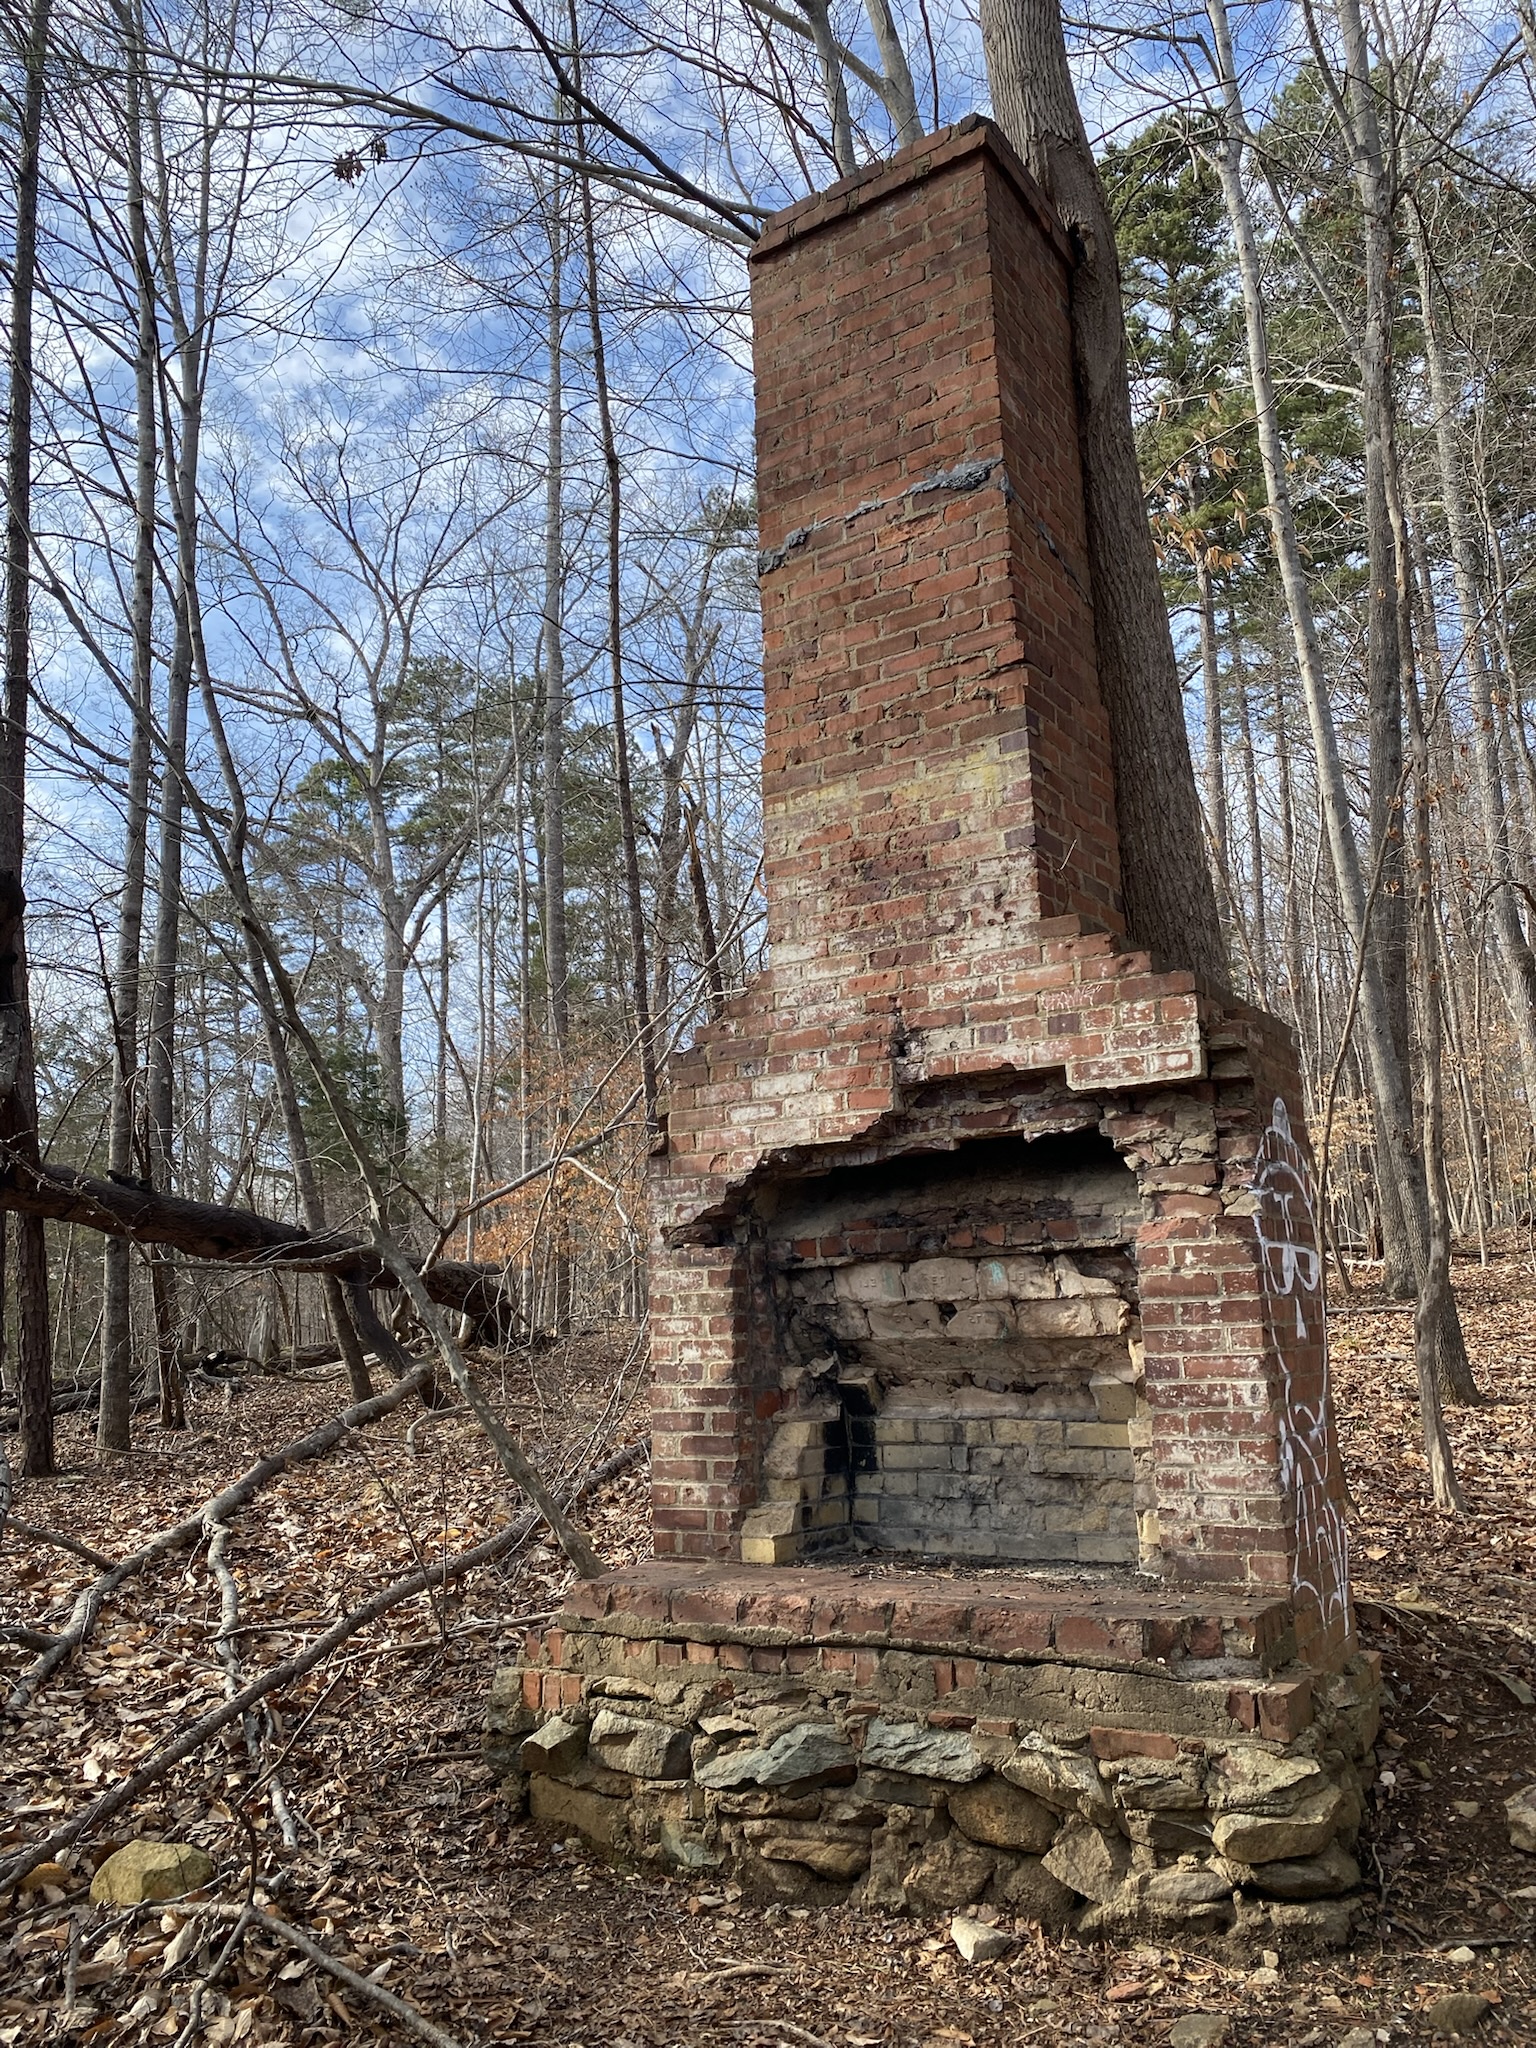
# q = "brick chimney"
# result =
<box><xmin>496</xmin><ymin>123</ymin><xmax>1377</xmax><ymax>1928</ymax></box>
<box><xmin>753</xmin><ymin>117</ymin><xmax>1123</xmax><ymax>974</ymax></box>
<box><xmin>643</xmin><ymin>120</ymin><xmax>1351</xmax><ymax>1678</ymax></box>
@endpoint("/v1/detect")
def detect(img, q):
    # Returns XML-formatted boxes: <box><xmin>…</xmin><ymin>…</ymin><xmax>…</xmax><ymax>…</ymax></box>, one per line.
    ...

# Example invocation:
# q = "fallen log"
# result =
<box><xmin>0</xmin><ymin>1156</ymin><xmax>519</xmax><ymax>1332</ymax></box>
<box><xmin>0</xmin><ymin>1434</ymin><xmax>649</xmax><ymax>1894</ymax></box>
<box><xmin>1</xmin><ymin>1387</ymin><xmax>158</xmax><ymax>1433</ymax></box>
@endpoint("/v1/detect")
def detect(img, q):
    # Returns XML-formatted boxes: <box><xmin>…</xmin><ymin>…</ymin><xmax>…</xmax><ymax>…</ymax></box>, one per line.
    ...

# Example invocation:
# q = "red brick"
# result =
<box><xmin>1055</xmin><ymin>1615</ymin><xmax>1144</xmax><ymax>1663</ymax></box>
<box><xmin>1257</xmin><ymin>1678</ymin><xmax>1314</xmax><ymax>1743</ymax></box>
<box><xmin>1089</xmin><ymin>1727</ymin><xmax>1178</xmax><ymax>1762</ymax></box>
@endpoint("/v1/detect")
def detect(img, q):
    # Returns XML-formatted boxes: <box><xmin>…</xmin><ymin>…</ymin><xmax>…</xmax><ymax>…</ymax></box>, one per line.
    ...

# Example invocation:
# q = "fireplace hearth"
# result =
<box><xmin>489</xmin><ymin>118</ymin><xmax>1378</xmax><ymax>1944</ymax></box>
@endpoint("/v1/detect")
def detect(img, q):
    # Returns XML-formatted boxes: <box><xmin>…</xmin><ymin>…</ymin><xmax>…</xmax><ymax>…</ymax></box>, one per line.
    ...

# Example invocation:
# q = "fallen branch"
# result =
<box><xmin>6</xmin><ymin>1362</ymin><xmax>434</xmax><ymax>1715</ymax></box>
<box><xmin>5</xmin><ymin>1518</ymin><xmax>119</xmax><ymax>1572</ymax></box>
<box><xmin>205</xmin><ymin>1492</ymin><xmax>300</xmax><ymax>1852</ymax></box>
<box><xmin>158</xmin><ymin>1903</ymin><xmax>467</xmax><ymax>2048</ymax></box>
<box><xmin>0</xmin><ymin>1153</ymin><xmax>515</xmax><ymax>1326</ymax></box>
<box><xmin>2</xmin><ymin>1389</ymin><xmax>161</xmax><ymax>1434</ymax></box>
<box><xmin>0</xmin><ymin>1434</ymin><xmax>647</xmax><ymax>1892</ymax></box>
<box><xmin>0</xmin><ymin>1623</ymin><xmax>58</xmax><ymax>1650</ymax></box>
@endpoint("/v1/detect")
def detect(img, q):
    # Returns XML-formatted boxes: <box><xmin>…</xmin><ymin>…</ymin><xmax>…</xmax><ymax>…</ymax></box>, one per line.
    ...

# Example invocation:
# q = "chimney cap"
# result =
<box><xmin>750</xmin><ymin>114</ymin><xmax>1072</xmax><ymax>270</ymax></box>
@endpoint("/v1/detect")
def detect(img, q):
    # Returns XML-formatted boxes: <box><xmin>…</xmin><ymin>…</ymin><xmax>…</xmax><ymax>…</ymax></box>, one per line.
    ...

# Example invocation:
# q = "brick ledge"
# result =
<box><xmin>557</xmin><ymin>1560</ymin><xmax>1298</xmax><ymax>1676</ymax></box>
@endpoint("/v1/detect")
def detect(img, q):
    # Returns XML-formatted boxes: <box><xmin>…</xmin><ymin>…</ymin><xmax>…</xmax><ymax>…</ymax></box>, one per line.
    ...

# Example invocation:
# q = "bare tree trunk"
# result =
<box><xmin>977</xmin><ymin>0</ymin><xmax>1227</xmax><ymax>987</ymax></box>
<box><xmin>0</xmin><ymin>0</ymin><xmax>56</xmax><ymax>1480</ymax></box>
<box><xmin>1406</xmin><ymin>660</ymin><xmax>1466</xmax><ymax>1511</ymax></box>
<box><xmin>99</xmin><ymin>31</ymin><xmax>157</xmax><ymax>1455</ymax></box>
<box><xmin>1198</xmin><ymin>553</ymin><xmax>1227</xmax><ymax>873</ymax></box>
<box><xmin>1201</xmin><ymin>0</ymin><xmax>1478</xmax><ymax>1398</ymax></box>
<box><xmin>575</xmin><ymin>115</ymin><xmax>656</xmax><ymax>1120</ymax></box>
<box><xmin>540</xmin><ymin>181</ymin><xmax>570</xmax><ymax>1056</ymax></box>
<box><xmin>687</xmin><ymin>801</ymin><xmax>725</xmax><ymax>1015</ymax></box>
<box><xmin>1407</xmin><ymin>208</ymin><xmax>1536</xmax><ymax>1105</ymax></box>
<box><xmin>1273</xmin><ymin>638</ymin><xmax>1304</xmax><ymax>1025</ymax></box>
<box><xmin>188</xmin><ymin>597</ymin><xmax>376</xmax><ymax>1404</ymax></box>
<box><xmin>1230</xmin><ymin>606</ymin><xmax>1268</xmax><ymax>989</ymax></box>
<box><xmin>435</xmin><ymin>887</ymin><xmax>450</xmax><ymax>1206</ymax></box>
<box><xmin>539</xmin><ymin>169</ymin><xmax>571</xmax><ymax>1331</ymax></box>
<box><xmin>860</xmin><ymin>0</ymin><xmax>921</xmax><ymax>146</ymax></box>
<box><xmin>802</xmin><ymin>0</ymin><xmax>856</xmax><ymax>174</ymax></box>
<box><xmin>1335</xmin><ymin>0</ymin><xmax>1415</xmax><ymax>1298</ymax></box>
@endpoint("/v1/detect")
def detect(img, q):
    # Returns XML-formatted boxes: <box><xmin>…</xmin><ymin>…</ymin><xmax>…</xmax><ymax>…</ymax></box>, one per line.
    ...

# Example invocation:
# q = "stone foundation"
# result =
<box><xmin>489</xmin><ymin>1563</ymin><xmax>1380</xmax><ymax>1943</ymax></box>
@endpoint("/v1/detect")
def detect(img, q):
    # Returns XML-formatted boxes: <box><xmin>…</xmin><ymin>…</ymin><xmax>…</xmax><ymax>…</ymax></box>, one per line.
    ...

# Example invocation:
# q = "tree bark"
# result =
<box><xmin>0</xmin><ymin>0</ymin><xmax>56</xmax><ymax>1480</ymax></box>
<box><xmin>977</xmin><ymin>0</ymin><xmax>1227</xmax><ymax>987</ymax></box>
<box><xmin>1230</xmin><ymin>604</ymin><xmax>1268</xmax><ymax>989</ymax></box>
<box><xmin>1198</xmin><ymin>553</ymin><xmax>1227</xmax><ymax>874</ymax></box>
<box><xmin>575</xmin><ymin>112</ymin><xmax>657</xmax><ymax>1120</ymax></box>
<box><xmin>1407</xmin><ymin>208</ymin><xmax>1536</xmax><ymax>1106</ymax></box>
<box><xmin>541</xmin><ymin>175</ymin><xmax>570</xmax><ymax>1055</ymax></box>
<box><xmin>99</xmin><ymin>25</ymin><xmax>158</xmax><ymax>1454</ymax></box>
<box><xmin>861</xmin><ymin>0</ymin><xmax>922</xmax><ymax>146</ymax></box>
<box><xmin>1406</xmin><ymin>652</ymin><xmax>1466</xmax><ymax>1510</ymax></box>
<box><xmin>802</xmin><ymin>0</ymin><xmax>857</xmax><ymax>174</ymax></box>
<box><xmin>1334</xmin><ymin>0</ymin><xmax>1415</xmax><ymax>1298</ymax></box>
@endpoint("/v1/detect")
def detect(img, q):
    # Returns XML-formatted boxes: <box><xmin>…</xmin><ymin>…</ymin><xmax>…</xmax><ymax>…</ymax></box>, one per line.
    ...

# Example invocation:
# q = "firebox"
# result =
<box><xmin>492</xmin><ymin>119</ymin><xmax>1377</xmax><ymax>1942</ymax></box>
<box><xmin>756</xmin><ymin>1131</ymin><xmax>1148</xmax><ymax>1567</ymax></box>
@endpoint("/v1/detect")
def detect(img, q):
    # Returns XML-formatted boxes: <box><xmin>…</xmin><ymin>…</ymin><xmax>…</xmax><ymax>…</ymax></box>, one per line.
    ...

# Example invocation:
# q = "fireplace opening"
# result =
<box><xmin>749</xmin><ymin>1130</ymin><xmax>1157</xmax><ymax>1570</ymax></box>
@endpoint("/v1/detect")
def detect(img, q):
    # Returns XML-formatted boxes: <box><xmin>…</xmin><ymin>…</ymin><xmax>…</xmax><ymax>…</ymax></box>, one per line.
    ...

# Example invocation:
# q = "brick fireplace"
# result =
<box><xmin>490</xmin><ymin>119</ymin><xmax>1378</xmax><ymax>1942</ymax></box>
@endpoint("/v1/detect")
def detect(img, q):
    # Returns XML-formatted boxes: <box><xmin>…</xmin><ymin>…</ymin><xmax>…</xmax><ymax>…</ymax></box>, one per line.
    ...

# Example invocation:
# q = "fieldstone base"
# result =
<box><xmin>487</xmin><ymin>1563</ymin><xmax>1380</xmax><ymax>1944</ymax></box>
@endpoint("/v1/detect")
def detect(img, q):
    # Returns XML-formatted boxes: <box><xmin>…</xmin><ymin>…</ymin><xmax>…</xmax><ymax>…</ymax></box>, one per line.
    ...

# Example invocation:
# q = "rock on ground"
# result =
<box><xmin>1506</xmin><ymin>1785</ymin><xmax>1536</xmax><ymax>1853</ymax></box>
<box><xmin>1168</xmin><ymin>2014</ymin><xmax>1229</xmax><ymax>2048</ymax></box>
<box><xmin>1425</xmin><ymin>1992</ymin><xmax>1493</xmax><ymax>2035</ymax></box>
<box><xmin>949</xmin><ymin>1913</ymin><xmax>1012</xmax><ymax>1963</ymax></box>
<box><xmin>90</xmin><ymin>1842</ymin><xmax>215</xmax><ymax>1906</ymax></box>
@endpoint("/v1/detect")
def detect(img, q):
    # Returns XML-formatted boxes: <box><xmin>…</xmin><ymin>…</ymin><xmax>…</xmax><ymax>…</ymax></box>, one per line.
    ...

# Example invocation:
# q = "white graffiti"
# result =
<box><xmin>1253</xmin><ymin>1096</ymin><xmax>1350</xmax><ymax>1637</ymax></box>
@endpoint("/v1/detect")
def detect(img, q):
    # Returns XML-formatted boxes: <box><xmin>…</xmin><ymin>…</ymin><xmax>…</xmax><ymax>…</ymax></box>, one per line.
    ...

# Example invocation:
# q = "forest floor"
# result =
<box><xmin>3</xmin><ymin>1247</ymin><xmax>1535</xmax><ymax>2048</ymax></box>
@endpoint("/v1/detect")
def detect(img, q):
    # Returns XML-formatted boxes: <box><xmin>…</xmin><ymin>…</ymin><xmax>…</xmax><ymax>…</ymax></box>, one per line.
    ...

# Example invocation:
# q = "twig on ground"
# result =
<box><xmin>168</xmin><ymin>1907</ymin><xmax>256</xmax><ymax>2048</ymax></box>
<box><xmin>0</xmin><ymin>1624</ymin><xmax>60</xmax><ymax>1650</ymax></box>
<box><xmin>728</xmin><ymin>2023</ymin><xmax>837</xmax><ymax>2048</ymax></box>
<box><xmin>0</xmin><ymin>1434</ymin><xmax>647</xmax><ymax>1893</ymax></box>
<box><xmin>4</xmin><ymin>1518</ymin><xmax>116</xmax><ymax>1571</ymax></box>
<box><xmin>205</xmin><ymin>1495</ymin><xmax>300</xmax><ymax>1853</ymax></box>
<box><xmin>158</xmin><ymin>1902</ymin><xmax>468</xmax><ymax>2048</ymax></box>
